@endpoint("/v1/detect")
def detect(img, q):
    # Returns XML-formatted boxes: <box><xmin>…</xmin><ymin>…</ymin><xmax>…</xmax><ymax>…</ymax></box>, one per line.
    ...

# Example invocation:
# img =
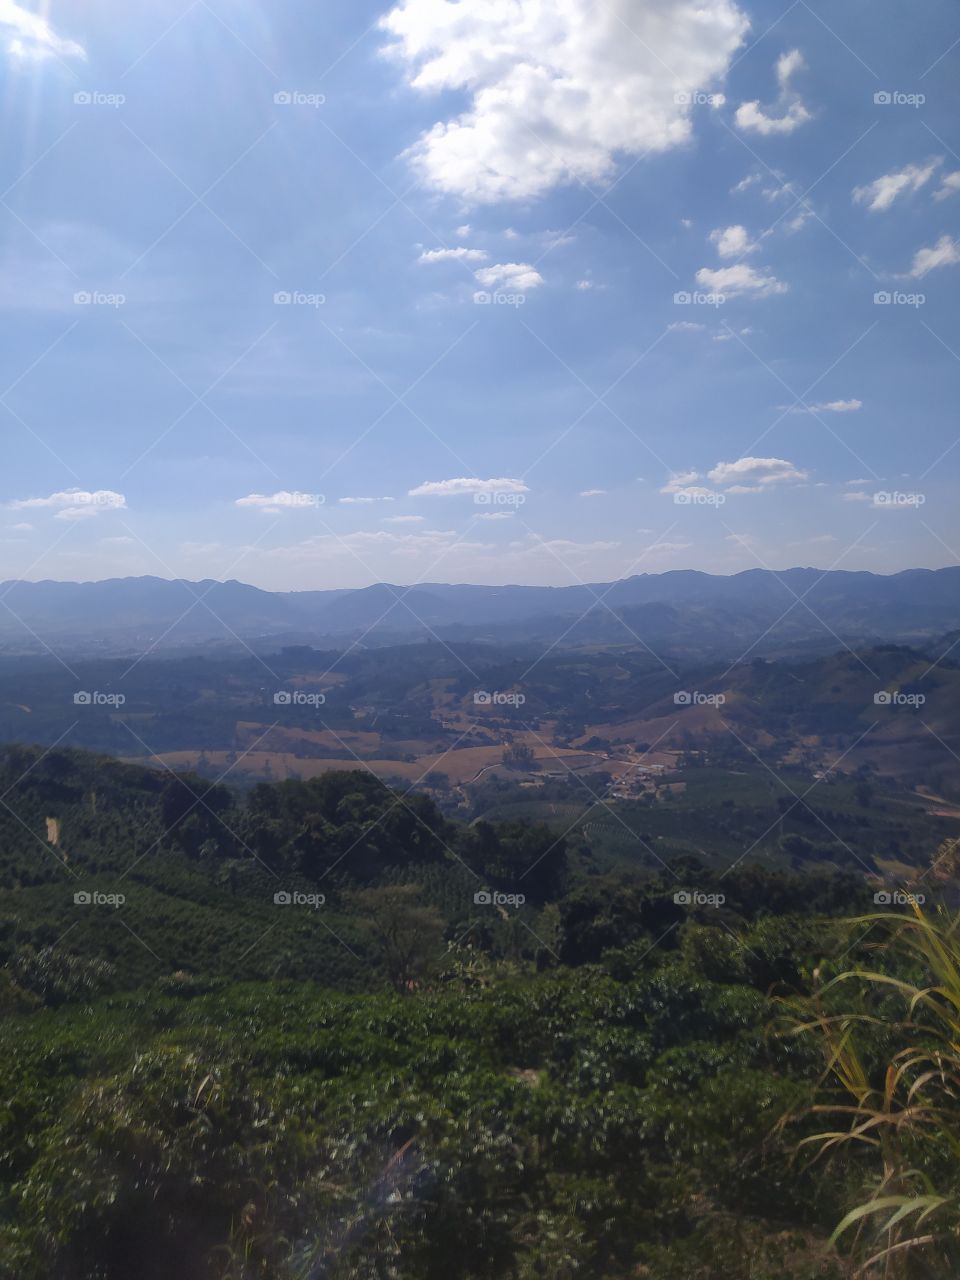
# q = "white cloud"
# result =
<box><xmin>339</xmin><ymin>496</ymin><xmax>395</xmax><ymax>505</ymax></box>
<box><xmin>735</xmin><ymin>49</ymin><xmax>812</xmax><ymax>136</ymax></box>
<box><xmin>709</xmin><ymin>224</ymin><xmax>757</xmax><ymax>258</ymax></box>
<box><xmin>579</xmin><ymin>488</ymin><xmax>606</xmax><ymax>497</ymax></box>
<box><xmin>474</xmin><ymin>262</ymin><xmax>544</xmax><ymax>291</ymax></box>
<box><xmin>8</xmin><ymin>521</ymin><xmax>33</xmax><ymax>531</ymax></box>
<box><xmin>843</xmin><ymin>491</ymin><xmax>871</xmax><ymax>502</ymax></box>
<box><xmin>381</xmin><ymin>0</ymin><xmax>749</xmax><ymax>202</ymax></box>
<box><xmin>10</xmin><ymin>489</ymin><xmax>126</xmax><ymax>519</ymax></box>
<box><xmin>660</xmin><ymin>470</ymin><xmax>703</xmax><ymax>495</ymax></box>
<box><xmin>409</xmin><ymin>477</ymin><xmax>529</xmax><ymax>497</ymax></box>
<box><xmin>667</xmin><ymin>320</ymin><xmax>705</xmax><ymax>333</ymax></box>
<box><xmin>1</xmin><ymin>0</ymin><xmax>85</xmax><ymax>61</ymax></box>
<box><xmin>853</xmin><ymin>159</ymin><xmax>941</xmax><ymax>212</ymax></box>
<box><xmin>908</xmin><ymin>234</ymin><xmax>960</xmax><ymax>278</ymax></box>
<box><xmin>695</xmin><ymin>263</ymin><xmax>787</xmax><ymax>297</ymax></box>
<box><xmin>786</xmin><ymin>398</ymin><xmax>863</xmax><ymax>414</ymax></box>
<box><xmin>382</xmin><ymin>514</ymin><xmax>425</xmax><ymax>524</ymax></box>
<box><xmin>476</xmin><ymin>511</ymin><xmax>514</xmax><ymax>520</ymax></box>
<box><xmin>418</xmin><ymin>246</ymin><xmax>489</xmax><ymax>263</ymax></box>
<box><xmin>934</xmin><ymin>171</ymin><xmax>960</xmax><ymax>202</ymax></box>
<box><xmin>235</xmin><ymin>491</ymin><xmax>321</xmax><ymax>512</ymax></box>
<box><xmin>708</xmin><ymin>457</ymin><xmax>807</xmax><ymax>487</ymax></box>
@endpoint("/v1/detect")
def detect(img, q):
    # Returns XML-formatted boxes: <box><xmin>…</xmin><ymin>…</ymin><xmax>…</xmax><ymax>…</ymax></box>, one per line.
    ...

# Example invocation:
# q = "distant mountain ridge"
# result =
<box><xmin>0</xmin><ymin>567</ymin><xmax>958</xmax><ymax>655</ymax></box>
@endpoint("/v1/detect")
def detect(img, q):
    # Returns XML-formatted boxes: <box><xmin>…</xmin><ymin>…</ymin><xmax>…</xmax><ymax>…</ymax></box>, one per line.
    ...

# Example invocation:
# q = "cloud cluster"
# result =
<box><xmin>9</xmin><ymin>489</ymin><xmax>126</xmax><ymax>521</ymax></box>
<box><xmin>1</xmin><ymin>0</ymin><xmax>84</xmax><ymax>61</ymax></box>
<box><xmin>735</xmin><ymin>50</ymin><xmax>811</xmax><ymax>136</ymax></box>
<box><xmin>408</xmin><ymin>477</ymin><xmax>529</xmax><ymax>497</ymax></box>
<box><xmin>908</xmin><ymin>234</ymin><xmax>960</xmax><ymax>278</ymax></box>
<box><xmin>381</xmin><ymin>0</ymin><xmax>748</xmax><ymax>202</ymax></box>
<box><xmin>695</xmin><ymin>263</ymin><xmax>786</xmax><ymax>297</ymax></box>
<box><xmin>853</xmin><ymin>159</ymin><xmax>941</xmax><ymax>212</ymax></box>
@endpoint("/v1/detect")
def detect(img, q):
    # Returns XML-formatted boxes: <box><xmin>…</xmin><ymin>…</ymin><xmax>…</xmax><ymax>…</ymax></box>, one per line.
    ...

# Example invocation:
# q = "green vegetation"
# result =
<box><xmin>0</xmin><ymin>742</ymin><xmax>958</xmax><ymax>1277</ymax></box>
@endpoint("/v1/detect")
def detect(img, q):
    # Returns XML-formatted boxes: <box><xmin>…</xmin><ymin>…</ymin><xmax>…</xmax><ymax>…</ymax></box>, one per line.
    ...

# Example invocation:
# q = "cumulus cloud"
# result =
<box><xmin>908</xmin><ymin>234</ymin><xmax>960</xmax><ymax>277</ymax></box>
<box><xmin>10</xmin><ymin>489</ymin><xmax>126</xmax><ymax>520</ymax></box>
<box><xmin>695</xmin><ymin>263</ymin><xmax>787</xmax><ymax>297</ymax></box>
<box><xmin>418</xmin><ymin>246</ymin><xmax>489</xmax><ymax>264</ymax></box>
<box><xmin>474</xmin><ymin>262</ymin><xmax>544</xmax><ymax>291</ymax></box>
<box><xmin>709</xmin><ymin>224</ymin><xmax>757</xmax><ymax>258</ymax></box>
<box><xmin>1</xmin><ymin>0</ymin><xmax>85</xmax><ymax>61</ymax></box>
<box><xmin>667</xmin><ymin>320</ymin><xmax>706</xmax><ymax>333</ymax></box>
<box><xmin>579</xmin><ymin>488</ymin><xmax>606</xmax><ymax>497</ymax></box>
<box><xmin>735</xmin><ymin>49</ymin><xmax>812</xmax><ymax>136</ymax></box>
<box><xmin>934</xmin><ymin>171</ymin><xmax>960</xmax><ymax>202</ymax></box>
<box><xmin>380</xmin><ymin>0</ymin><xmax>749</xmax><ymax>202</ymax></box>
<box><xmin>708</xmin><ymin>457</ymin><xmax>807</xmax><ymax>487</ymax></box>
<box><xmin>409</xmin><ymin>477</ymin><xmax>529</xmax><ymax>497</ymax></box>
<box><xmin>853</xmin><ymin>159</ymin><xmax>941</xmax><ymax>212</ymax></box>
<box><xmin>235</xmin><ymin>491</ymin><xmax>321</xmax><ymax>513</ymax></box>
<box><xmin>382</xmin><ymin>514</ymin><xmax>425</xmax><ymax>524</ymax></box>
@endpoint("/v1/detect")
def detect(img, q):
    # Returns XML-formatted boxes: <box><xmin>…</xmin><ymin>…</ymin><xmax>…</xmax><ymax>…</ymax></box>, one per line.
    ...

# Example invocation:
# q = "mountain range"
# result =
<box><xmin>0</xmin><ymin>567</ymin><xmax>958</xmax><ymax>657</ymax></box>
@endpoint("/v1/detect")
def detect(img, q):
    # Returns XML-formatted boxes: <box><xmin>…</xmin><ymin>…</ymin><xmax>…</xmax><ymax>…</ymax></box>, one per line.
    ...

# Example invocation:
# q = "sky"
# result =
<box><xmin>0</xmin><ymin>0</ymin><xmax>958</xmax><ymax>590</ymax></box>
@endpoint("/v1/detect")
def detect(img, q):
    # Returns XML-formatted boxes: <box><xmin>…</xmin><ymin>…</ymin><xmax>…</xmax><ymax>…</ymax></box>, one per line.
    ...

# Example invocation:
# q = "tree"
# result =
<box><xmin>352</xmin><ymin>885</ymin><xmax>445</xmax><ymax>993</ymax></box>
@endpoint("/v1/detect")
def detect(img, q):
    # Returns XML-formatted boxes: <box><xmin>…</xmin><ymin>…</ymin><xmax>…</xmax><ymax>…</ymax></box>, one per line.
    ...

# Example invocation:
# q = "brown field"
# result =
<box><xmin>123</xmin><ymin>739</ymin><xmax>612</xmax><ymax>786</ymax></box>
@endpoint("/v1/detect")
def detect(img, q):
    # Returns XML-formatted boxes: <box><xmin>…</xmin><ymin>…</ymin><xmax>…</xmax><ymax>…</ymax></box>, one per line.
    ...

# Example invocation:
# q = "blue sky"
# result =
<box><xmin>1</xmin><ymin>0</ymin><xmax>958</xmax><ymax>589</ymax></box>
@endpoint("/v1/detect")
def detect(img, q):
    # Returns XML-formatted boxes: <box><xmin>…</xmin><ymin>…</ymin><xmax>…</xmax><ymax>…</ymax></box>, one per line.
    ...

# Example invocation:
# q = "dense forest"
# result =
<box><xmin>1</xmin><ymin>744</ymin><xmax>958</xmax><ymax>1277</ymax></box>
